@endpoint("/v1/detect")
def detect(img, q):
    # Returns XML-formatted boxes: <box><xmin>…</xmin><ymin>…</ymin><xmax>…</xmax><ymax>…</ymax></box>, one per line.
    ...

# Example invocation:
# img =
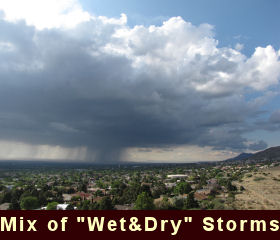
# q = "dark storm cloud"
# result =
<box><xmin>269</xmin><ymin>110</ymin><xmax>280</xmax><ymax>124</ymax></box>
<box><xmin>0</xmin><ymin>15</ymin><xmax>279</xmax><ymax>161</ymax></box>
<box><xmin>248</xmin><ymin>140</ymin><xmax>268</xmax><ymax>151</ymax></box>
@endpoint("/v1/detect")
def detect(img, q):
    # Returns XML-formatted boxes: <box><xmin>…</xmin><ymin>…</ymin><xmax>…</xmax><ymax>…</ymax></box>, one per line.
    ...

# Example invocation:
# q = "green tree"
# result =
<box><xmin>46</xmin><ymin>201</ymin><xmax>59</xmax><ymax>210</ymax></box>
<box><xmin>80</xmin><ymin>200</ymin><xmax>90</xmax><ymax>210</ymax></box>
<box><xmin>9</xmin><ymin>196</ymin><xmax>21</xmax><ymax>210</ymax></box>
<box><xmin>95</xmin><ymin>190</ymin><xmax>104</xmax><ymax>197</ymax></box>
<box><xmin>240</xmin><ymin>186</ymin><xmax>245</xmax><ymax>191</ymax></box>
<box><xmin>89</xmin><ymin>202</ymin><xmax>100</xmax><ymax>210</ymax></box>
<box><xmin>157</xmin><ymin>196</ymin><xmax>173</xmax><ymax>210</ymax></box>
<box><xmin>174</xmin><ymin>182</ymin><xmax>192</xmax><ymax>195</ymax></box>
<box><xmin>226</xmin><ymin>180</ymin><xmax>237</xmax><ymax>192</ymax></box>
<box><xmin>38</xmin><ymin>191</ymin><xmax>48</xmax><ymax>206</ymax></box>
<box><xmin>66</xmin><ymin>204</ymin><xmax>75</xmax><ymax>210</ymax></box>
<box><xmin>174</xmin><ymin>198</ymin><xmax>185</xmax><ymax>210</ymax></box>
<box><xmin>78</xmin><ymin>183</ymin><xmax>88</xmax><ymax>193</ymax></box>
<box><xmin>141</xmin><ymin>185</ymin><xmax>152</xmax><ymax>197</ymax></box>
<box><xmin>134</xmin><ymin>192</ymin><xmax>155</xmax><ymax>210</ymax></box>
<box><xmin>184</xmin><ymin>192</ymin><xmax>199</xmax><ymax>209</ymax></box>
<box><xmin>71</xmin><ymin>195</ymin><xmax>82</xmax><ymax>202</ymax></box>
<box><xmin>120</xmin><ymin>182</ymin><xmax>142</xmax><ymax>204</ymax></box>
<box><xmin>152</xmin><ymin>183</ymin><xmax>167</xmax><ymax>198</ymax></box>
<box><xmin>67</xmin><ymin>188</ymin><xmax>75</xmax><ymax>194</ymax></box>
<box><xmin>20</xmin><ymin>196</ymin><xmax>40</xmax><ymax>210</ymax></box>
<box><xmin>99</xmin><ymin>197</ymin><xmax>114</xmax><ymax>210</ymax></box>
<box><xmin>1</xmin><ymin>190</ymin><xmax>12</xmax><ymax>203</ymax></box>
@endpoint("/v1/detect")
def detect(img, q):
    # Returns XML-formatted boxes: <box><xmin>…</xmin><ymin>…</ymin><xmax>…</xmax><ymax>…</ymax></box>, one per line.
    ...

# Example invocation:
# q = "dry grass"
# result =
<box><xmin>234</xmin><ymin>167</ymin><xmax>280</xmax><ymax>210</ymax></box>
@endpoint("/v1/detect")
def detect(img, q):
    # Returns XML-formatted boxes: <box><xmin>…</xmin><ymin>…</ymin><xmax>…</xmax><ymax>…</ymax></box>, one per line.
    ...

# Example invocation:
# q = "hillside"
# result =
<box><xmin>224</xmin><ymin>146</ymin><xmax>280</xmax><ymax>163</ymax></box>
<box><xmin>248</xmin><ymin>146</ymin><xmax>280</xmax><ymax>161</ymax></box>
<box><xmin>225</xmin><ymin>153</ymin><xmax>253</xmax><ymax>162</ymax></box>
<box><xmin>234</xmin><ymin>167</ymin><xmax>280</xmax><ymax>209</ymax></box>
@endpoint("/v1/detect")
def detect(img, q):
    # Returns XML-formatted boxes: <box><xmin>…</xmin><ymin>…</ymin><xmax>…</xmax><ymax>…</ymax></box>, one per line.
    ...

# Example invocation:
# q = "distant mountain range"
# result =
<box><xmin>224</xmin><ymin>146</ymin><xmax>280</xmax><ymax>163</ymax></box>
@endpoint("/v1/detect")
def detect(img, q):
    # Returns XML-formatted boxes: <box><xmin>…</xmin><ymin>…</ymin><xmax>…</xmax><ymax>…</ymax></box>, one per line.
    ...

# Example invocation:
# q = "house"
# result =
<box><xmin>91</xmin><ymin>196</ymin><xmax>104</xmax><ymax>203</ymax></box>
<box><xmin>167</xmin><ymin>175</ymin><xmax>188</xmax><ymax>179</ymax></box>
<box><xmin>62</xmin><ymin>194</ymin><xmax>72</xmax><ymax>202</ymax></box>
<box><xmin>194</xmin><ymin>189</ymin><xmax>211</xmax><ymax>201</ymax></box>
<box><xmin>207</xmin><ymin>178</ymin><xmax>218</xmax><ymax>185</ymax></box>
<box><xmin>75</xmin><ymin>192</ymin><xmax>93</xmax><ymax>200</ymax></box>
<box><xmin>40</xmin><ymin>204</ymin><xmax>77</xmax><ymax>210</ymax></box>
<box><xmin>57</xmin><ymin>204</ymin><xmax>69</xmax><ymax>210</ymax></box>
<box><xmin>194</xmin><ymin>192</ymin><xmax>208</xmax><ymax>201</ymax></box>
<box><xmin>207</xmin><ymin>178</ymin><xmax>220</xmax><ymax>190</ymax></box>
<box><xmin>164</xmin><ymin>182</ymin><xmax>177</xmax><ymax>188</ymax></box>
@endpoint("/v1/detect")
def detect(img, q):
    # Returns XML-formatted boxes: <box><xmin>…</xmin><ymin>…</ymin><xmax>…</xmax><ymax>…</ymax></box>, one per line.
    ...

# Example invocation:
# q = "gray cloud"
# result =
<box><xmin>248</xmin><ymin>140</ymin><xmax>268</xmax><ymax>151</ymax></box>
<box><xmin>0</xmin><ymin>14</ymin><xmax>279</xmax><ymax>162</ymax></box>
<box><xmin>269</xmin><ymin>110</ymin><xmax>280</xmax><ymax>124</ymax></box>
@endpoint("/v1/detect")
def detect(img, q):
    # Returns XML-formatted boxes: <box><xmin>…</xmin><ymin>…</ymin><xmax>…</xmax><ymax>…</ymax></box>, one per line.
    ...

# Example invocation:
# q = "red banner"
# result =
<box><xmin>0</xmin><ymin>210</ymin><xmax>279</xmax><ymax>239</ymax></box>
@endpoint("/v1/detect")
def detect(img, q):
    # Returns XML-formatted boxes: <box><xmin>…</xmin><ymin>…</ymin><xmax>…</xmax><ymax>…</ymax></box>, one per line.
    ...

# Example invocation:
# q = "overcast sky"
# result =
<box><xmin>0</xmin><ymin>0</ymin><xmax>279</xmax><ymax>163</ymax></box>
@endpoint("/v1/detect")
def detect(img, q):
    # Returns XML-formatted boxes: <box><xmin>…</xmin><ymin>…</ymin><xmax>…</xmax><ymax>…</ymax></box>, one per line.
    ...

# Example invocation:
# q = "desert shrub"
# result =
<box><xmin>253</xmin><ymin>177</ymin><xmax>265</xmax><ymax>181</ymax></box>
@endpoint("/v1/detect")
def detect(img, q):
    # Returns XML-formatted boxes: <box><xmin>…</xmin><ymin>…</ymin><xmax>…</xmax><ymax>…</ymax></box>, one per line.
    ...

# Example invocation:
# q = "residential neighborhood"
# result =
<box><xmin>1</xmin><ymin>155</ymin><xmax>280</xmax><ymax>210</ymax></box>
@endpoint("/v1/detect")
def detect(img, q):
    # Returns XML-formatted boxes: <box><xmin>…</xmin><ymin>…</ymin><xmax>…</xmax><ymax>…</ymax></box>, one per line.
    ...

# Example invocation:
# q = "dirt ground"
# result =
<box><xmin>234</xmin><ymin>167</ymin><xmax>280</xmax><ymax>210</ymax></box>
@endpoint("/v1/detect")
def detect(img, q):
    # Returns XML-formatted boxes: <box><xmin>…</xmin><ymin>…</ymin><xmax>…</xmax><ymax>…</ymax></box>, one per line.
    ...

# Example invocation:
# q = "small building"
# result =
<box><xmin>62</xmin><ymin>194</ymin><xmax>72</xmax><ymax>202</ymax></box>
<box><xmin>164</xmin><ymin>182</ymin><xmax>177</xmax><ymax>188</ymax></box>
<box><xmin>195</xmin><ymin>189</ymin><xmax>211</xmax><ymax>196</ymax></box>
<box><xmin>167</xmin><ymin>175</ymin><xmax>188</xmax><ymax>179</ymax></box>
<box><xmin>57</xmin><ymin>204</ymin><xmax>69</xmax><ymax>210</ymax></box>
<box><xmin>194</xmin><ymin>192</ymin><xmax>209</xmax><ymax>201</ymax></box>
<box><xmin>207</xmin><ymin>178</ymin><xmax>220</xmax><ymax>190</ymax></box>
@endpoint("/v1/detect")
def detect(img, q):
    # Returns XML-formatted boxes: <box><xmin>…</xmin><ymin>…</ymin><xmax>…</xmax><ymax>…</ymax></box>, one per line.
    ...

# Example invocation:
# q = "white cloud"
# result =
<box><xmin>97</xmin><ymin>16</ymin><xmax>280</xmax><ymax>96</ymax></box>
<box><xmin>0</xmin><ymin>0</ymin><xmax>91</xmax><ymax>29</ymax></box>
<box><xmin>235</xmin><ymin>43</ymin><xmax>244</xmax><ymax>51</ymax></box>
<box><xmin>1</xmin><ymin>1</ymin><xmax>279</xmax><ymax>96</ymax></box>
<box><xmin>241</xmin><ymin>46</ymin><xmax>280</xmax><ymax>90</ymax></box>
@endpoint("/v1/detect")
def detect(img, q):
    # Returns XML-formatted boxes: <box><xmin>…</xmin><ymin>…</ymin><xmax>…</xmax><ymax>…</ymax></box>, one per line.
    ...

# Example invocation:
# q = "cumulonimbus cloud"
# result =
<box><xmin>0</xmin><ymin>1</ymin><xmax>280</xmax><ymax>162</ymax></box>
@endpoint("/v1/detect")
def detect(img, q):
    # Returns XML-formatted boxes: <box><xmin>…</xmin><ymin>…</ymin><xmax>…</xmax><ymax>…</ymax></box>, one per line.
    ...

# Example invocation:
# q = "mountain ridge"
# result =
<box><xmin>224</xmin><ymin>146</ymin><xmax>280</xmax><ymax>163</ymax></box>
